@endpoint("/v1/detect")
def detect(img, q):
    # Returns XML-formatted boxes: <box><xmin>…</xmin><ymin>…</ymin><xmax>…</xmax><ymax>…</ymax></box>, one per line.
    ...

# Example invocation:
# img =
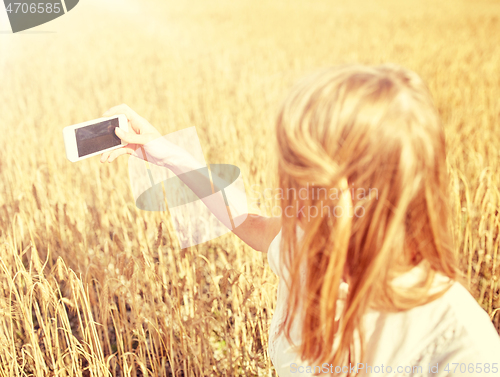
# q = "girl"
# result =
<box><xmin>100</xmin><ymin>63</ymin><xmax>500</xmax><ymax>376</ymax></box>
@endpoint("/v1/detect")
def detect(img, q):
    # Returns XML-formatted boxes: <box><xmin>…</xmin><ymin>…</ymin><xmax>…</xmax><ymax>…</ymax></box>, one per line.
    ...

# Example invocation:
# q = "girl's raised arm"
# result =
<box><xmin>100</xmin><ymin>104</ymin><xmax>281</xmax><ymax>253</ymax></box>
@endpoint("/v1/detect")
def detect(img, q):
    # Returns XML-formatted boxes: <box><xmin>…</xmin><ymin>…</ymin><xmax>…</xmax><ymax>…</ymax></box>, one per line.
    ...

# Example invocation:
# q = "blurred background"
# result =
<box><xmin>0</xmin><ymin>0</ymin><xmax>499</xmax><ymax>375</ymax></box>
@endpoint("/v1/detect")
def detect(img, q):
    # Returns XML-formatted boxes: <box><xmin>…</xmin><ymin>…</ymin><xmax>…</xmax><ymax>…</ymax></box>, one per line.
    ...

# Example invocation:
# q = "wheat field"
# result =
<box><xmin>0</xmin><ymin>0</ymin><xmax>499</xmax><ymax>375</ymax></box>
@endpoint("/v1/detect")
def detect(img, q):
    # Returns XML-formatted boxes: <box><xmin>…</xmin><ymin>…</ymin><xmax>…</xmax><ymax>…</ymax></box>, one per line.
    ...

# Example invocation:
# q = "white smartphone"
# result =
<box><xmin>63</xmin><ymin>114</ymin><xmax>128</xmax><ymax>162</ymax></box>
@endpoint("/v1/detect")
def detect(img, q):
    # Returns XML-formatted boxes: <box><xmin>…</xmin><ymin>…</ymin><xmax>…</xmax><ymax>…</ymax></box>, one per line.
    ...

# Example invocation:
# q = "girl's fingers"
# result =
<box><xmin>115</xmin><ymin>128</ymin><xmax>156</xmax><ymax>145</ymax></box>
<box><xmin>103</xmin><ymin>104</ymin><xmax>140</xmax><ymax>124</ymax></box>
<box><xmin>107</xmin><ymin>147</ymin><xmax>135</xmax><ymax>162</ymax></box>
<box><xmin>103</xmin><ymin>104</ymin><xmax>159</xmax><ymax>137</ymax></box>
<box><xmin>100</xmin><ymin>146</ymin><xmax>134</xmax><ymax>163</ymax></box>
<box><xmin>100</xmin><ymin>150</ymin><xmax>112</xmax><ymax>163</ymax></box>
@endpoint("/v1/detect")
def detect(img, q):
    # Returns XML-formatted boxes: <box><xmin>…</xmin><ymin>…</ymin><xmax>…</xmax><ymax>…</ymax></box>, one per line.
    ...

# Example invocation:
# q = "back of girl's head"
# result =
<box><xmin>275</xmin><ymin>63</ymin><xmax>458</xmax><ymax>369</ymax></box>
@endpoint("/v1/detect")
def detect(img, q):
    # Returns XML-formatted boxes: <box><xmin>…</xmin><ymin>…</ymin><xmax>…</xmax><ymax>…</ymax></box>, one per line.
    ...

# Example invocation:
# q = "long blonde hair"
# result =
<box><xmin>276</xmin><ymin>63</ymin><xmax>458</xmax><ymax>372</ymax></box>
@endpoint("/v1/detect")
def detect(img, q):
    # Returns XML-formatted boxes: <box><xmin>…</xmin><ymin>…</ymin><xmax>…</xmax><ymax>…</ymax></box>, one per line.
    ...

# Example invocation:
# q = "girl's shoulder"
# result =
<box><xmin>266</xmin><ymin>228</ymin><xmax>500</xmax><ymax>372</ymax></box>
<box><xmin>431</xmin><ymin>282</ymin><xmax>500</xmax><ymax>365</ymax></box>
<box><xmin>369</xmin><ymin>280</ymin><xmax>500</xmax><ymax>375</ymax></box>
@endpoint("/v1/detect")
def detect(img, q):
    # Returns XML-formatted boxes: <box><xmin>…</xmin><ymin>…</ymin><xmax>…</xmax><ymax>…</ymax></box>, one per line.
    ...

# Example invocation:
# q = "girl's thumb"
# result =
<box><xmin>115</xmin><ymin>128</ymin><xmax>148</xmax><ymax>145</ymax></box>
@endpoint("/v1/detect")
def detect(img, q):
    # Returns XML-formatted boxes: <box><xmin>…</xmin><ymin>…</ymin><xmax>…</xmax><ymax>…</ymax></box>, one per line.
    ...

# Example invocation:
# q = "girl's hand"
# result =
<box><xmin>99</xmin><ymin>104</ymin><xmax>161</xmax><ymax>163</ymax></box>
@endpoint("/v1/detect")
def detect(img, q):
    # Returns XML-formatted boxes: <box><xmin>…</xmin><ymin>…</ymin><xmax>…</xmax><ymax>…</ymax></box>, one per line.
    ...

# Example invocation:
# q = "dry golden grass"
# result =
<box><xmin>0</xmin><ymin>0</ymin><xmax>499</xmax><ymax>375</ymax></box>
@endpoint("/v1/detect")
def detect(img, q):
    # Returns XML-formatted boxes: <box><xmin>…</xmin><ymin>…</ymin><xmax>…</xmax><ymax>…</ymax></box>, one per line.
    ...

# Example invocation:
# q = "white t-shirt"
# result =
<box><xmin>267</xmin><ymin>229</ymin><xmax>500</xmax><ymax>377</ymax></box>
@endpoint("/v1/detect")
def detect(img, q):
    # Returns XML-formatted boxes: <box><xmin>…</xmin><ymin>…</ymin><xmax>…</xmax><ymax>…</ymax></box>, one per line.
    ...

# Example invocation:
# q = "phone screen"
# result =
<box><xmin>75</xmin><ymin>118</ymin><xmax>121</xmax><ymax>157</ymax></box>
